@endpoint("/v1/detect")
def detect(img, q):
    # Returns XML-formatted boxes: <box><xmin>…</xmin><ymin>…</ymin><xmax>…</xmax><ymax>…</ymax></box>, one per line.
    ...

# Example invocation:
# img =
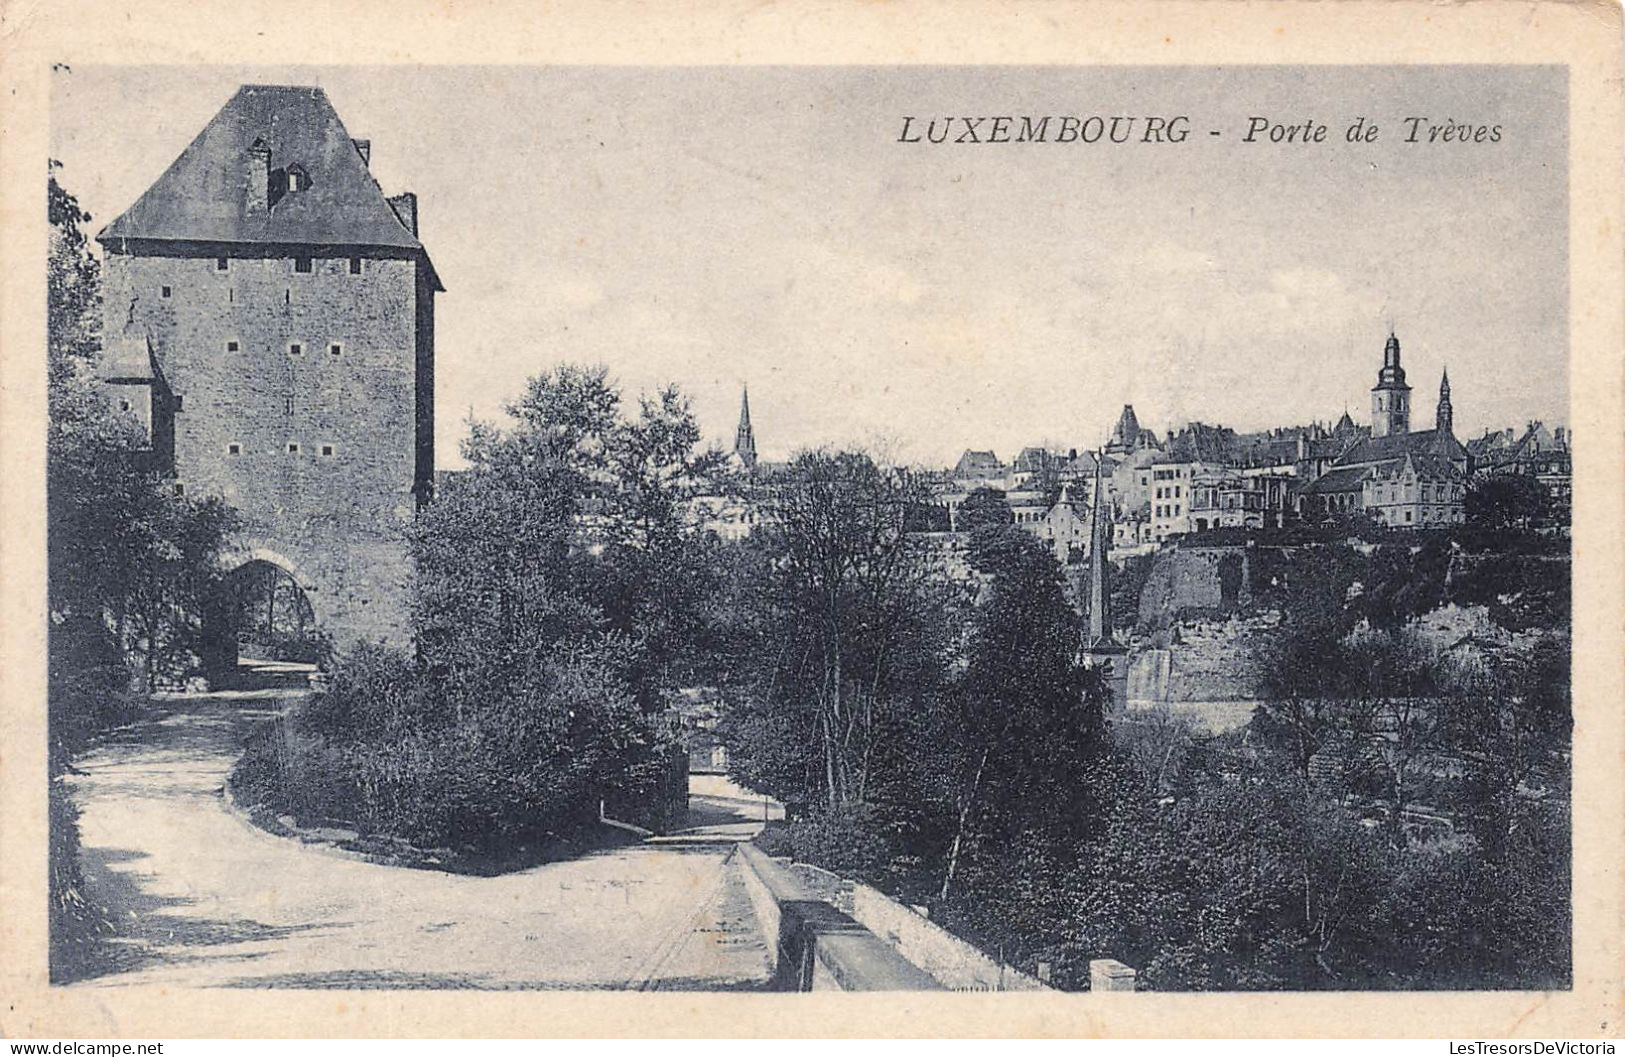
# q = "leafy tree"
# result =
<box><xmin>955</xmin><ymin>486</ymin><xmax>1013</xmax><ymax>532</ymax></box>
<box><xmin>934</xmin><ymin>526</ymin><xmax>1108</xmax><ymax>900</ymax></box>
<box><xmin>723</xmin><ymin>450</ymin><xmax>945</xmax><ymax>811</ymax></box>
<box><xmin>1465</xmin><ymin>473</ymin><xmax>1553</xmax><ymax>531</ymax></box>
<box><xmin>1434</xmin><ymin>634</ymin><xmax>1571</xmax><ymax>861</ymax></box>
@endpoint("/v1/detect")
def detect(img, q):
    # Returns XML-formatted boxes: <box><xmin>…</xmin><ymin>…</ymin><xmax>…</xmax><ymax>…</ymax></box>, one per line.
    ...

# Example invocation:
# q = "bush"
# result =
<box><xmin>231</xmin><ymin>633</ymin><xmax>675</xmax><ymax>856</ymax></box>
<box><xmin>230</xmin><ymin>715</ymin><xmax>363</xmax><ymax>828</ymax></box>
<box><xmin>785</xmin><ymin>804</ymin><xmax>896</xmax><ymax>886</ymax></box>
<box><xmin>753</xmin><ymin>822</ymin><xmax>793</xmax><ymax>857</ymax></box>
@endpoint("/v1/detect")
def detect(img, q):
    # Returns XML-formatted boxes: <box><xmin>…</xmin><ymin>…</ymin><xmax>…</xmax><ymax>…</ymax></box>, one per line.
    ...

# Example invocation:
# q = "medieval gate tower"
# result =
<box><xmin>97</xmin><ymin>85</ymin><xmax>441</xmax><ymax>650</ymax></box>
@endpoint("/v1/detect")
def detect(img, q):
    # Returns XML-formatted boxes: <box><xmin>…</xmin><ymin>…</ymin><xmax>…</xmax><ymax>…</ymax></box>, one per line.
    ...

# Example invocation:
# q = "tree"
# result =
<box><xmin>955</xmin><ymin>486</ymin><xmax>1013</xmax><ymax>532</ymax></box>
<box><xmin>342</xmin><ymin>364</ymin><xmax>730</xmax><ymax>845</ymax></box>
<box><xmin>1435</xmin><ymin>634</ymin><xmax>1571</xmax><ymax>862</ymax></box>
<box><xmin>723</xmin><ymin>450</ymin><xmax>946</xmax><ymax>811</ymax></box>
<box><xmin>936</xmin><ymin>526</ymin><xmax>1108</xmax><ymax>901</ymax></box>
<box><xmin>1465</xmin><ymin>473</ymin><xmax>1553</xmax><ymax>531</ymax></box>
<box><xmin>48</xmin><ymin>166</ymin><xmax>236</xmax><ymax>699</ymax></box>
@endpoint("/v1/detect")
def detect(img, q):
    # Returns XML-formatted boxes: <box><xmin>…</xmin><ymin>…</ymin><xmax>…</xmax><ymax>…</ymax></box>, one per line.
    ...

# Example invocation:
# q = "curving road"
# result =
<box><xmin>65</xmin><ymin>665</ymin><xmax>776</xmax><ymax>990</ymax></box>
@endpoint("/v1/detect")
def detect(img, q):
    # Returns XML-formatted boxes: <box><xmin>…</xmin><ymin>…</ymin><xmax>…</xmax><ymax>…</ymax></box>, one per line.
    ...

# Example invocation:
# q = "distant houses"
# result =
<box><xmin>685</xmin><ymin>331</ymin><xmax>1571</xmax><ymax>553</ymax></box>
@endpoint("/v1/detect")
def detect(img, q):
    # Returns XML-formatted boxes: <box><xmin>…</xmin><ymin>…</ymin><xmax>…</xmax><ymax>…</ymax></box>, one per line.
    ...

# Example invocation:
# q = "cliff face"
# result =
<box><xmin>1136</xmin><ymin>546</ymin><xmax>1251</xmax><ymax>629</ymax></box>
<box><xmin>1127</xmin><ymin>612</ymin><xmax>1275</xmax><ymax>704</ymax></box>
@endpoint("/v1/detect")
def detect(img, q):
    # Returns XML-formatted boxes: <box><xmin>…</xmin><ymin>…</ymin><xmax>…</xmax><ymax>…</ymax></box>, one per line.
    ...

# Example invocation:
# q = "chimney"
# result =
<box><xmin>246</xmin><ymin>137</ymin><xmax>271</xmax><ymax>216</ymax></box>
<box><xmin>388</xmin><ymin>192</ymin><xmax>418</xmax><ymax>236</ymax></box>
<box><xmin>353</xmin><ymin>138</ymin><xmax>371</xmax><ymax>167</ymax></box>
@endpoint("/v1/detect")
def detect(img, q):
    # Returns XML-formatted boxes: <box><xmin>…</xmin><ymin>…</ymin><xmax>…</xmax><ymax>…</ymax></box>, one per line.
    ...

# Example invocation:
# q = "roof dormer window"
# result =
<box><xmin>286</xmin><ymin>164</ymin><xmax>311</xmax><ymax>193</ymax></box>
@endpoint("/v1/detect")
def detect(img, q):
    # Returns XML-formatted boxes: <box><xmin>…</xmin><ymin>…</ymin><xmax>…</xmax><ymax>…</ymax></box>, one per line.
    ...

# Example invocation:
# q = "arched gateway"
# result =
<box><xmin>96</xmin><ymin>85</ymin><xmax>440</xmax><ymax>663</ymax></box>
<box><xmin>203</xmin><ymin>556</ymin><xmax>323</xmax><ymax>673</ymax></box>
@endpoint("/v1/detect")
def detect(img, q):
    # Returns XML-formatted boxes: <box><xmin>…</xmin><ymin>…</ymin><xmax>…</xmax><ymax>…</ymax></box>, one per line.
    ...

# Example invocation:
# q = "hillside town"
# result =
<box><xmin>699</xmin><ymin>330</ymin><xmax>1573</xmax><ymax>566</ymax></box>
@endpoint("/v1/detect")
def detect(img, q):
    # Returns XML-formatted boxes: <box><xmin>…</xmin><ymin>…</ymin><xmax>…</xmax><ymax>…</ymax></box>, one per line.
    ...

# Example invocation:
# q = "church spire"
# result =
<box><xmin>1087</xmin><ymin>452</ymin><xmax>1111</xmax><ymax>646</ymax></box>
<box><xmin>734</xmin><ymin>385</ymin><xmax>758</xmax><ymax>470</ymax></box>
<box><xmin>1436</xmin><ymin>367</ymin><xmax>1454</xmax><ymax>436</ymax></box>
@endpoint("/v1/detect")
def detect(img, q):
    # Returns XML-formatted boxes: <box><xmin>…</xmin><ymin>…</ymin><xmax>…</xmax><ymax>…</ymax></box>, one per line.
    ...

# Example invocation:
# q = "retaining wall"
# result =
<box><xmin>733</xmin><ymin>844</ymin><xmax>943</xmax><ymax>992</ymax></box>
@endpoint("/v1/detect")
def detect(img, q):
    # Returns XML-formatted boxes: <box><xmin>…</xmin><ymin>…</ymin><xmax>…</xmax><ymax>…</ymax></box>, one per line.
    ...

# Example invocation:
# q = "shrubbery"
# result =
<box><xmin>229</xmin><ymin>366</ymin><xmax>722</xmax><ymax>857</ymax></box>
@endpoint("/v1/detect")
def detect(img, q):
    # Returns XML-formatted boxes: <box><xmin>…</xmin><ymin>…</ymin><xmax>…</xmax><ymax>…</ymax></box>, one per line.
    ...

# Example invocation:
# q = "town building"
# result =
<box><xmin>97</xmin><ymin>84</ymin><xmax>441</xmax><ymax>651</ymax></box>
<box><xmin>1034</xmin><ymin>484</ymin><xmax>1092</xmax><ymax>564</ymax></box>
<box><xmin>1103</xmin><ymin>404</ymin><xmax>1158</xmax><ymax>456</ymax></box>
<box><xmin>1468</xmin><ymin>421</ymin><xmax>1573</xmax><ymax>505</ymax></box>
<box><xmin>1302</xmin><ymin>332</ymin><xmax>1468</xmax><ymax>528</ymax></box>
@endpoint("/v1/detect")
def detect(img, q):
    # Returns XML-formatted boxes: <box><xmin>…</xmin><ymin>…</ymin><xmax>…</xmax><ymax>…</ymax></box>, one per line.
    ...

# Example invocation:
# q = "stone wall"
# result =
<box><xmin>1126</xmin><ymin>612</ymin><xmax>1274</xmax><ymax>730</ymax></box>
<box><xmin>734</xmin><ymin>845</ymin><xmax>943</xmax><ymax>991</ymax></box>
<box><xmin>849</xmin><ymin>883</ymin><xmax>1049</xmax><ymax>991</ymax></box>
<box><xmin>1136</xmin><ymin>545</ymin><xmax>1251</xmax><ymax>628</ymax></box>
<box><xmin>102</xmin><ymin>247</ymin><xmax>433</xmax><ymax>646</ymax></box>
<box><xmin>735</xmin><ymin>844</ymin><xmax>1049</xmax><ymax>992</ymax></box>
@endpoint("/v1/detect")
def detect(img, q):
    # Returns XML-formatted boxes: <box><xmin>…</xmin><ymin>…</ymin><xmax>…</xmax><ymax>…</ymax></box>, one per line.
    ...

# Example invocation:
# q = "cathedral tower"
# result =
<box><xmin>1370</xmin><ymin>331</ymin><xmax>1412</xmax><ymax>438</ymax></box>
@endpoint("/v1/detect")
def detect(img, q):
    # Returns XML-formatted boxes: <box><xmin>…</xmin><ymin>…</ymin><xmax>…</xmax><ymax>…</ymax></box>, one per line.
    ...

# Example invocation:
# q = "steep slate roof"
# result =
<box><xmin>1012</xmin><ymin>446</ymin><xmax>1057</xmax><ymax>472</ymax></box>
<box><xmin>1302</xmin><ymin>465</ymin><xmax>1370</xmax><ymax>495</ymax></box>
<box><xmin>99</xmin><ymin>85</ymin><xmax>441</xmax><ymax>286</ymax></box>
<box><xmin>953</xmin><ymin>450</ymin><xmax>1003</xmax><ymax>475</ymax></box>
<box><xmin>98</xmin><ymin>333</ymin><xmax>157</xmax><ymax>383</ymax></box>
<box><xmin>1371</xmin><ymin>452</ymin><xmax>1465</xmax><ymax>481</ymax></box>
<box><xmin>1466</xmin><ymin>429</ymin><xmax>1515</xmax><ymax>457</ymax></box>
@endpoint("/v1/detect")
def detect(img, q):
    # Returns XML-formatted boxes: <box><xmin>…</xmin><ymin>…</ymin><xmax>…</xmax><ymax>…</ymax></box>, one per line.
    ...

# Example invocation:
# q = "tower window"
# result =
<box><xmin>289</xmin><ymin>343</ymin><xmax>303</xmax><ymax>356</ymax></box>
<box><xmin>227</xmin><ymin>443</ymin><xmax>241</xmax><ymax>456</ymax></box>
<box><xmin>160</xmin><ymin>285</ymin><xmax>172</xmax><ymax>298</ymax></box>
<box><xmin>216</xmin><ymin>257</ymin><xmax>229</xmax><ymax>271</ymax></box>
<box><xmin>329</xmin><ymin>343</ymin><xmax>342</xmax><ymax>357</ymax></box>
<box><xmin>226</xmin><ymin>340</ymin><xmax>239</xmax><ymax>352</ymax></box>
<box><xmin>173</xmin><ymin>483</ymin><xmax>186</xmax><ymax>496</ymax></box>
<box><xmin>349</xmin><ymin>257</ymin><xmax>362</xmax><ymax>275</ymax></box>
<box><xmin>320</xmin><ymin>444</ymin><xmax>335</xmax><ymax>457</ymax></box>
<box><xmin>295</xmin><ymin>257</ymin><xmax>313</xmax><ymax>274</ymax></box>
<box><xmin>287</xmin><ymin>443</ymin><xmax>300</xmax><ymax>454</ymax></box>
<box><xmin>173</xmin><ymin>394</ymin><xmax>184</xmax><ymax>412</ymax></box>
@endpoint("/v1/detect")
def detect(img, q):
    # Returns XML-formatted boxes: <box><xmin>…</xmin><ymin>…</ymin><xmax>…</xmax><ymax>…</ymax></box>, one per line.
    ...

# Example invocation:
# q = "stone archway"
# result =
<box><xmin>203</xmin><ymin>551</ymin><xmax>327</xmax><ymax>679</ymax></box>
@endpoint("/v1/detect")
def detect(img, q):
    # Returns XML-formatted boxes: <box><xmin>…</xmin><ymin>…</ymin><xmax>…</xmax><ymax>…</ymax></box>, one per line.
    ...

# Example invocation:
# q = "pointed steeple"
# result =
<box><xmin>1086</xmin><ymin>453</ymin><xmax>1112</xmax><ymax>646</ymax></box>
<box><xmin>1436</xmin><ymin>367</ymin><xmax>1454</xmax><ymax>436</ymax></box>
<box><xmin>734</xmin><ymin>385</ymin><xmax>758</xmax><ymax>470</ymax></box>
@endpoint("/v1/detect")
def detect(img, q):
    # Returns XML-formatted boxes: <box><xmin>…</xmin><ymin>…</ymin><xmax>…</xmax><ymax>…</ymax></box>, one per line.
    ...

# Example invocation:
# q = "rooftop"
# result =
<box><xmin>98</xmin><ymin>85</ymin><xmax>442</xmax><ymax>287</ymax></box>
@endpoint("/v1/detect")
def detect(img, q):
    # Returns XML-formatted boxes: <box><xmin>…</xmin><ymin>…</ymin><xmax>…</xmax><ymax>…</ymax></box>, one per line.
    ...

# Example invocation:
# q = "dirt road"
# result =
<box><xmin>65</xmin><ymin>672</ymin><xmax>775</xmax><ymax>990</ymax></box>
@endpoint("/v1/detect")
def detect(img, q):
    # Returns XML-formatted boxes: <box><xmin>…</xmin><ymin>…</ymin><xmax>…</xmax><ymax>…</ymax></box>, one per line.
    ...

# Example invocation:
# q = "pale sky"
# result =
<box><xmin>52</xmin><ymin>65</ymin><xmax>1568</xmax><ymax>468</ymax></box>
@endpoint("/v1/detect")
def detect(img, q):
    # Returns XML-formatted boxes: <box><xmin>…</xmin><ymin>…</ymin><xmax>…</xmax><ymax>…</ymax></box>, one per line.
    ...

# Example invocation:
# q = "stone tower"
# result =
<box><xmin>1436</xmin><ymin>367</ymin><xmax>1454</xmax><ymax>436</ymax></box>
<box><xmin>96</xmin><ymin>84</ymin><xmax>442</xmax><ymax>650</ymax></box>
<box><xmin>734</xmin><ymin>385</ymin><xmax>758</xmax><ymax>471</ymax></box>
<box><xmin>1105</xmin><ymin>403</ymin><xmax>1146</xmax><ymax>455</ymax></box>
<box><xmin>1370</xmin><ymin>330</ymin><xmax>1412</xmax><ymax>438</ymax></box>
